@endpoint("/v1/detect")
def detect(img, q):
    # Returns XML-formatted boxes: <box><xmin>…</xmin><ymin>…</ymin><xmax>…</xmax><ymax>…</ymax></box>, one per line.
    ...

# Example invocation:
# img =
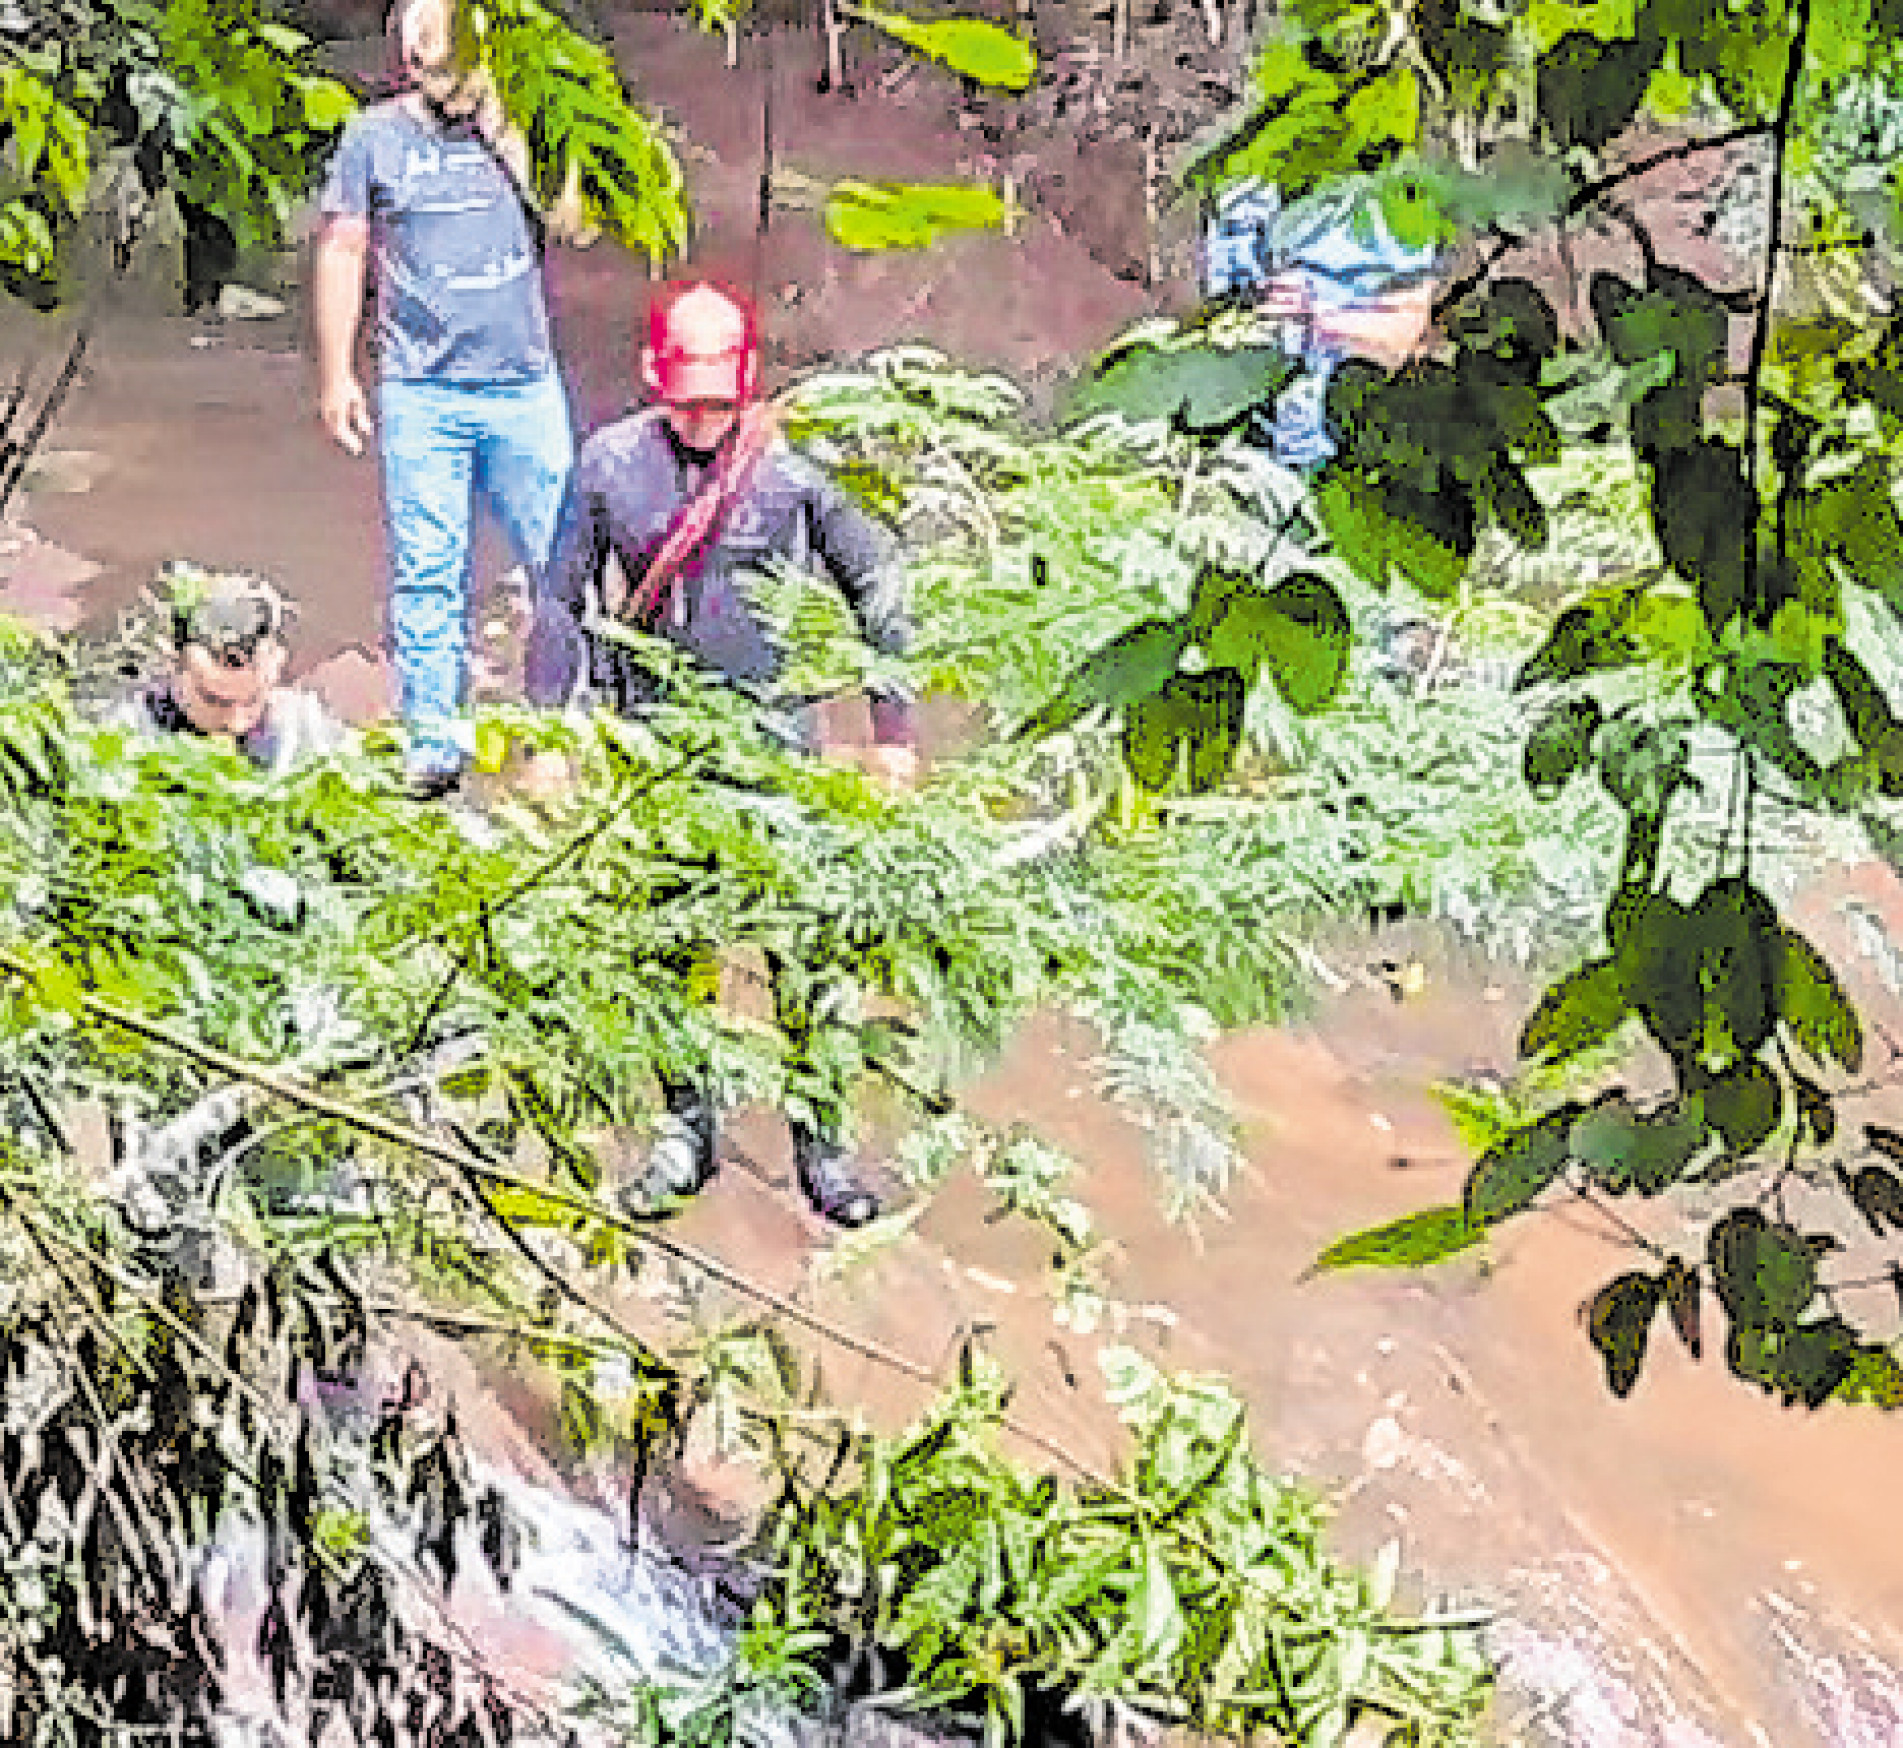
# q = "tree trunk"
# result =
<box><xmin>821</xmin><ymin>0</ymin><xmax>846</xmax><ymax>91</ymax></box>
<box><xmin>1142</xmin><ymin>132</ymin><xmax>1161</xmax><ymax>287</ymax></box>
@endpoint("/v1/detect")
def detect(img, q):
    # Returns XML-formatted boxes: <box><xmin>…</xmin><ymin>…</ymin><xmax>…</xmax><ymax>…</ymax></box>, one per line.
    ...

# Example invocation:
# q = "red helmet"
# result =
<box><xmin>647</xmin><ymin>281</ymin><xmax>761</xmax><ymax>404</ymax></box>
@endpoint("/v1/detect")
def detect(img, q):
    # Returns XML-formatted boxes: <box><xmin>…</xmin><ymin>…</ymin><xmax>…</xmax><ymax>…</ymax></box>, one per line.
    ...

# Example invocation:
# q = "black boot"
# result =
<box><xmin>789</xmin><ymin>1123</ymin><xmax>883</xmax><ymax>1228</ymax></box>
<box><xmin>620</xmin><ymin>1081</ymin><xmax>718</xmax><ymax>1216</ymax></box>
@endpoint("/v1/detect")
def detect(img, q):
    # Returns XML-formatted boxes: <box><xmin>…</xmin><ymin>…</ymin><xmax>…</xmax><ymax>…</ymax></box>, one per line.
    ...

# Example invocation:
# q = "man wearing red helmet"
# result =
<box><xmin>523</xmin><ymin>279</ymin><xmax>919</xmax><ymax>1226</ymax></box>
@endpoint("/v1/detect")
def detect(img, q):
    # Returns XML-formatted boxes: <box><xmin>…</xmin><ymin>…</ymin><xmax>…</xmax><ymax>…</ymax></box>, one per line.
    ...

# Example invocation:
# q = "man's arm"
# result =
<box><xmin>314</xmin><ymin>213</ymin><xmax>374</xmax><ymax>456</ymax></box>
<box><xmin>806</xmin><ymin>470</ymin><xmax>919</xmax><ymax>748</ymax></box>
<box><xmin>463</xmin><ymin>69</ymin><xmax>600</xmax><ymax>249</ymax></box>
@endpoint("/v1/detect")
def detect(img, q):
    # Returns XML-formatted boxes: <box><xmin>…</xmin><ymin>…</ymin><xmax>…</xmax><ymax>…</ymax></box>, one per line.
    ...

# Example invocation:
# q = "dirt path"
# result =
<box><xmin>2</xmin><ymin>18</ymin><xmax>1901</xmax><ymax>1743</ymax></box>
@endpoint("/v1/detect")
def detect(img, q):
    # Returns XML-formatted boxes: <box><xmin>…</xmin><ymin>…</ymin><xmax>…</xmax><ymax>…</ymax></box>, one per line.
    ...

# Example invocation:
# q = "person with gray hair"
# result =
<box><xmin>111</xmin><ymin>565</ymin><xmax>347</xmax><ymax>777</ymax></box>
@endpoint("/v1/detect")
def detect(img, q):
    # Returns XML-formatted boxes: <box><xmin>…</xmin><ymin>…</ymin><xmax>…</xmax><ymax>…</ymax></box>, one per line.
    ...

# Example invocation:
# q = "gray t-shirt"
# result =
<box><xmin>319</xmin><ymin>99</ymin><xmax>553</xmax><ymax>385</ymax></box>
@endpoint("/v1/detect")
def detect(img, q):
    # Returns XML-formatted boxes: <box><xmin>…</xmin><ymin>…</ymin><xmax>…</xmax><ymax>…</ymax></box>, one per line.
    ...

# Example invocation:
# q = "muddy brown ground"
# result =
<box><xmin>3</xmin><ymin>15</ymin><xmax>1901</xmax><ymax>1743</ymax></box>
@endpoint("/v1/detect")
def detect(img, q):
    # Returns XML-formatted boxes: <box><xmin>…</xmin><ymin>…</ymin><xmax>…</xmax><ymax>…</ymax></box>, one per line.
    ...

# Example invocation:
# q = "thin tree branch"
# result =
<box><xmin>1742</xmin><ymin>0</ymin><xmax>1815</xmax><ymax>602</ymax></box>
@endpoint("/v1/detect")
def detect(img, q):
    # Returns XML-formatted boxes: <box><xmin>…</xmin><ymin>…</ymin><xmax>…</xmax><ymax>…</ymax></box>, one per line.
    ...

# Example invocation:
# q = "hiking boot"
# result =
<box><xmin>791</xmin><ymin>1127</ymin><xmax>884</xmax><ymax>1228</ymax></box>
<box><xmin>619</xmin><ymin>1094</ymin><xmax>718</xmax><ymax>1217</ymax></box>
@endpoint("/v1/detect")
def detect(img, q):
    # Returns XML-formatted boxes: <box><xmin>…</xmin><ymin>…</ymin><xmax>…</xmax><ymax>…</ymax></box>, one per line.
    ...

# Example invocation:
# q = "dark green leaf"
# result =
<box><xmin>1691</xmin><ymin>878</ymin><xmax>1778</xmax><ymax>1066</ymax></box>
<box><xmin>1568</xmin><ymin>1095</ymin><xmax>1709</xmax><ymax>1194</ymax></box>
<box><xmin>1697</xmin><ymin>1058</ymin><xmax>1782</xmax><ymax>1153</ymax></box>
<box><xmin>1071</xmin><ymin>343</ymin><xmax>1299</xmax><ymax>437</ymax></box>
<box><xmin>1521</xmin><ymin>956</ymin><xmax>1627</xmax><ymax>1063</ymax></box>
<box><xmin>1728</xmin><ymin>1318</ymin><xmax>1861</xmax><ymax>1408</ymax></box>
<box><xmin>1180</xmin><ymin>670</ymin><xmax>1248</xmax><ymax>793</ymax></box>
<box><xmin>1588</xmin><ymin>1270</ymin><xmax>1662</xmax><ymax>1398</ymax></box>
<box><xmin>1613</xmin><ymin>889</ymin><xmax>1701</xmax><ymax>1060</ymax></box>
<box><xmin>1649</xmin><ymin>441</ymin><xmax>1755</xmax><ymax>631</ymax></box>
<box><xmin>1016</xmin><ymin>618</ymin><xmax>1190</xmax><ymax>740</ymax></box>
<box><xmin>1708</xmin><ymin>1210</ymin><xmax>1816</xmax><ymax>1325</ymax></box>
<box><xmin>1776</xmin><ymin>925</ymin><xmax>1864</xmax><ymax>1073</ymax></box>
<box><xmin>1464</xmin><ymin>1107</ymin><xmax>1578</xmax><ymax>1224</ymax></box>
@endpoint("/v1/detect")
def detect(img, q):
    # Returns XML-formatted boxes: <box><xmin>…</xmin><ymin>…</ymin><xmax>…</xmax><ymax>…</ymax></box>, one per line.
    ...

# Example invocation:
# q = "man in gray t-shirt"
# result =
<box><xmin>314</xmin><ymin>0</ymin><xmax>576</xmax><ymax>796</ymax></box>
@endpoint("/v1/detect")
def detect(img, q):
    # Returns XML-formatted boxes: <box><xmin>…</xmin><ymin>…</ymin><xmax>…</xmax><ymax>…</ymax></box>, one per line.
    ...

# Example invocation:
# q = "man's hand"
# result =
<box><xmin>320</xmin><ymin>374</ymin><xmax>373</xmax><ymax>457</ymax></box>
<box><xmin>515</xmin><ymin>748</ymin><xmax>574</xmax><ymax>803</ymax></box>
<box><xmin>861</xmin><ymin>743</ymin><xmax>920</xmax><ymax>791</ymax></box>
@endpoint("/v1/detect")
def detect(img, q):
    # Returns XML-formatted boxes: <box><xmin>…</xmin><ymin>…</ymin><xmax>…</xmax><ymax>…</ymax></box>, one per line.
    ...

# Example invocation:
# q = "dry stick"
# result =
<box><xmin>1742</xmin><ymin>0</ymin><xmax>1813</xmax><ymax>589</ymax></box>
<box><xmin>0</xmin><ymin>318</ymin><xmax>91</xmax><ymax>520</ymax></box>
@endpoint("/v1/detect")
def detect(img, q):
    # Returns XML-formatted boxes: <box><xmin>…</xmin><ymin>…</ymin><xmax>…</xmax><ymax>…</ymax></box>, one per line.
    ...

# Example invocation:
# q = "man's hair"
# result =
<box><xmin>165</xmin><ymin>566</ymin><xmax>292</xmax><ymax>664</ymax></box>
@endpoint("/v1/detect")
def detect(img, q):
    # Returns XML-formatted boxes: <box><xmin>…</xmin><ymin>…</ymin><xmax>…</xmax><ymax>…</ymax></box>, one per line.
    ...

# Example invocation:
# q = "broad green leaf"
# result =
<box><xmin>1306</xmin><ymin>1204</ymin><xmax>1485</xmax><ymax>1275</ymax></box>
<box><xmin>1515</xmin><ymin>594</ymin><xmax>1645</xmax><ymax>689</ymax></box>
<box><xmin>1123</xmin><ymin>682</ymin><xmax>1197</xmax><ymax>791</ymax></box>
<box><xmin>1649</xmin><ymin>439</ymin><xmax>1754</xmax><ymax>630</ymax></box>
<box><xmin>1697</xmin><ymin>1057</ymin><xmax>1782</xmax><ymax>1153</ymax></box>
<box><xmin>1520</xmin><ymin>956</ymin><xmax>1627</xmax><ymax>1063</ymax></box>
<box><xmin>1537</xmin><ymin>31</ymin><xmax>1661</xmax><ymax>152</ymax></box>
<box><xmin>1180</xmin><ymin>669</ymin><xmax>1248</xmax><ymax>793</ymax></box>
<box><xmin>1709</xmin><ymin>1209</ymin><xmax>1816</xmax><ymax>1325</ymax></box>
<box><xmin>852</xmin><ymin>7</ymin><xmax>1037</xmax><ymax>89</ymax></box>
<box><xmin>1690</xmin><ymin>878</ymin><xmax>1778</xmax><ymax>1066</ymax></box>
<box><xmin>1613</xmin><ymin>888</ymin><xmax>1701</xmax><ymax>1059</ymax></box>
<box><xmin>1068</xmin><ymin>342</ymin><xmax>1297</xmax><ymax>436</ymax></box>
<box><xmin>1202</xmin><ymin>574</ymin><xmax>1350</xmax><ymax>713</ymax></box>
<box><xmin>1016</xmin><ymin>618</ymin><xmax>1189</xmax><ymax>739</ymax></box>
<box><xmin>1729</xmin><ymin>1317</ymin><xmax>1861</xmax><ymax>1407</ymax></box>
<box><xmin>1314</xmin><ymin>470</ymin><xmax>1469</xmax><ymax>596</ymax></box>
<box><xmin>1569</xmin><ymin>1097</ymin><xmax>1708</xmax><ymax>1194</ymax></box>
<box><xmin>823</xmin><ymin>180</ymin><xmax>1006</xmax><ymax>252</ymax></box>
<box><xmin>1588</xmin><ymin>1270</ymin><xmax>1661</xmax><ymax>1397</ymax></box>
<box><xmin>1776</xmin><ymin>925</ymin><xmax>1864</xmax><ymax>1073</ymax></box>
<box><xmin>1464</xmin><ymin>1107</ymin><xmax>1577</xmax><ymax>1224</ymax></box>
<box><xmin>1792</xmin><ymin>461</ymin><xmax>1903</xmax><ymax>619</ymax></box>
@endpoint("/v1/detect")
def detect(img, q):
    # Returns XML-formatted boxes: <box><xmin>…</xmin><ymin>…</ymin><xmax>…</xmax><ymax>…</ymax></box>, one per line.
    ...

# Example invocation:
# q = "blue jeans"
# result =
<box><xmin>379</xmin><ymin>373</ymin><xmax>574</xmax><ymax>776</ymax></box>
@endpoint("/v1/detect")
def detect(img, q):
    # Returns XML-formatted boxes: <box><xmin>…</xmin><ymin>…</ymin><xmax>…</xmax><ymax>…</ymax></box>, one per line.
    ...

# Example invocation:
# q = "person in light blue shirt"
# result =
<box><xmin>1206</xmin><ymin>176</ymin><xmax>1440</xmax><ymax>468</ymax></box>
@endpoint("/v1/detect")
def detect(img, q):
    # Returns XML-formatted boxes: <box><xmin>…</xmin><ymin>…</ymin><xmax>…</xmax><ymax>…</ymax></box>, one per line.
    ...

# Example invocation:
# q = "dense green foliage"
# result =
<box><xmin>586</xmin><ymin>1348</ymin><xmax>1490</xmax><ymax>1748</ymax></box>
<box><xmin>1049</xmin><ymin>0</ymin><xmax>1903</xmax><ymax>1406</ymax></box>
<box><xmin>0</xmin><ymin>605</ymin><xmax>1494</xmax><ymax>1743</ymax></box>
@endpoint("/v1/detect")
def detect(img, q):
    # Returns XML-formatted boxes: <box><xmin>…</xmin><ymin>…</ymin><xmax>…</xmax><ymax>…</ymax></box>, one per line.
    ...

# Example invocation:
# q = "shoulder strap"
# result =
<box><xmin>624</xmin><ymin>404</ymin><xmax>780</xmax><ymax>628</ymax></box>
